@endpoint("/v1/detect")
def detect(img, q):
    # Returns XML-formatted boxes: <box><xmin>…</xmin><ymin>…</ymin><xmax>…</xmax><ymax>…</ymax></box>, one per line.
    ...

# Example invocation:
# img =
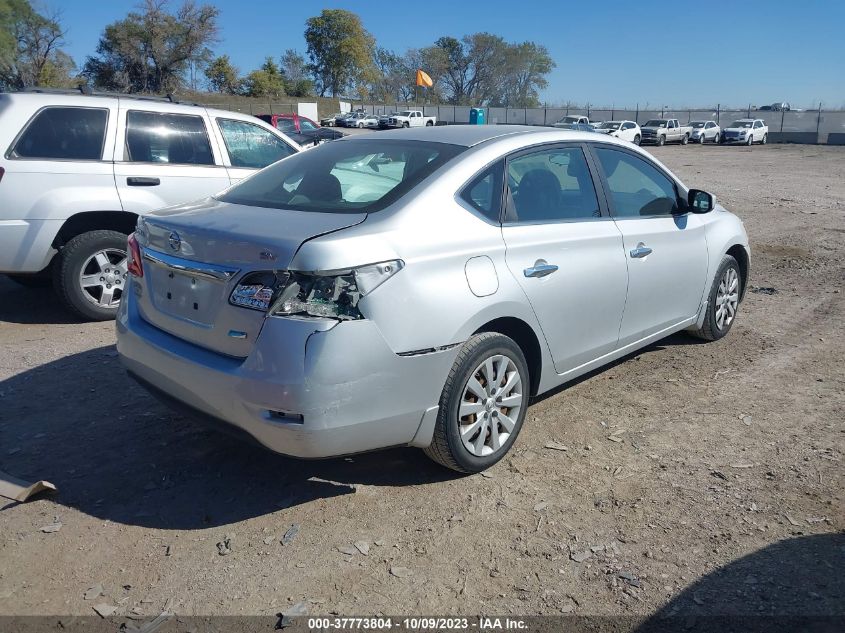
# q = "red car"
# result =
<box><xmin>255</xmin><ymin>113</ymin><xmax>344</xmax><ymax>146</ymax></box>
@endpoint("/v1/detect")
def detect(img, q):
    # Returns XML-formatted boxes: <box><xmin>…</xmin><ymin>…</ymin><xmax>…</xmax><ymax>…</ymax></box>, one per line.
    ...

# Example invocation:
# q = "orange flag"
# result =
<box><xmin>416</xmin><ymin>69</ymin><xmax>433</xmax><ymax>88</ymax></box>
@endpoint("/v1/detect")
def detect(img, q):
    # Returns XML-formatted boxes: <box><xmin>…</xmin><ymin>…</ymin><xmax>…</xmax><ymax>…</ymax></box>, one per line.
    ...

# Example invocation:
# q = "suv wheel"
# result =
<box><xmin>713</xmin><ymin>133</ymin><xmax>720</xmax><ymax>144</ymax></box>
<box><xmin>424</xmin><ymin>332</ymin><xmax>529</xmax><ymax>473</ymax></box>
<box><xmin>762</xmin><ymin>133</ymin><xmax>768</xmax><ymax>145</ymax></box>
<box><xmin>633</xmin><ymin>134</ymin><xmax>641</xmax><ymax>145</ymax></box>
<box><xmin>690</xmin><ymin>254</ymin><xmax>742</xmax><ymax>341</ymax></box>
<box><xmin>657</xmin><ymin>135</ymin><xmax>665</xmax><ymax>146</ymax></box>
<box><xmin>699</xmin><ymin>132</ymin><xmax>706</xmax><ymax>144</ymax></box>
<box><xmin>746</xmin><ymin>134</ymin><xmax>753</xmax><ymax>145</ymax></box>
<box><xmin>54</xmin><ymin>230</ymin><xmax>129</xmax><ymax>321</ymax></box>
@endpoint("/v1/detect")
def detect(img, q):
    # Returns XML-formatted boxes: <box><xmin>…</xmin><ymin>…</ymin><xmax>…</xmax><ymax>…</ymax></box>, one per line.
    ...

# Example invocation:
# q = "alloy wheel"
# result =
<box><xmin>458</xmin><ymin>354</ymin><xmax>524</xmax><ymax>457</ymax></box>
<box><xmin>715</xmin><ymin>267</ymin><xmax>739</xmax><ymax>331</ymax></box>
<box><xmin>79</xmin><ymin>248</ymin><xmax>127</xmax><ymax>308</ymax></box>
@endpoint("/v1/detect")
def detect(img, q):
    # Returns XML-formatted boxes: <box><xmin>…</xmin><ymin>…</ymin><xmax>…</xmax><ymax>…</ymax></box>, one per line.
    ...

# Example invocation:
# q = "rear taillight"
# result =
<box><xmin>127</xmin><ymin>233</ymin><xmax>143</xmax><ymax>277</ymax></box>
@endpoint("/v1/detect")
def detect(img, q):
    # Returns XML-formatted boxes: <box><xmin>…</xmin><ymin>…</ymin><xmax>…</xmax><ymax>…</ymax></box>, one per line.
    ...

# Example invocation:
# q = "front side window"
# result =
<box><xmin>506</xmin><ymin>147</ymin><xmax>600</xmax><ymax>223</ymax></box>
<box><xmin>460</xmin><ymin>160</ymin><xmax>504</xmax><ymax>222</ymax></box>
<box><xmin>125</xmin><ymin>111</ymin><xmax>213</xmax><ymax>165</ymax></box>
<box><xmin>218</xmin><ymin>139</ymin><xmax>464</xmax><ymax>213</ymax></box>
<box><xmin>13</xmin><ymin>107</ymin><xmax>107</xmax><ymax>160</ymax></box>
<box><xmin>594</xmin><ymin>147</ymin><xmax>679</xmax><ymax>217</ymax></box>
<box><xmin>217</xmin><ymin>119</ymin><xmax>296</xmax><ymax>169</ymax></box>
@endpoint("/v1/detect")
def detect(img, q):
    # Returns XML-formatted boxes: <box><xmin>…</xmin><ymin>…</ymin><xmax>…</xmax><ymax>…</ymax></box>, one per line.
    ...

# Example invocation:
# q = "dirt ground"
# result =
<box><xmin>0</xmin><ymin>143</ymin><xmax>843</xmax><ymax>623</ymax></box>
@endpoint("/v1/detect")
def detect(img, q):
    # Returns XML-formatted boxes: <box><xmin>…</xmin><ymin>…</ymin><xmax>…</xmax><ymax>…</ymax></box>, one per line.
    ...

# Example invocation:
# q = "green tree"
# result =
<box><xmin>204</xmin><ymin>54</ymin><xmax>239</xmax><ymax>93</ymax></box>
<box><xmin>83</xmin><ymin>0</ymin><xmax>219</xmax><ymax>93</ymax></box>
<box><xmin>0</xmin><ymin>0</ymin><xmax>76</xmax><ymax>90</ymax></box>
<box><xmin>498</xmin><ymin>42</ymin><xmax>554</xmax><ymax>107</ymax></box>
<box><xmin>242</xmin><ymin>56</ymin><xmax>285</xmax><ymax>97</ymax></box>
<box><xmin>280</xmin><ymin>49</ymin><xmax>312</xmax><ymax>96</ymax></box>
<box><xmin>304</xmin><ymin>9</ymin><xmax>374</xmax><ymax>97</ymax></box>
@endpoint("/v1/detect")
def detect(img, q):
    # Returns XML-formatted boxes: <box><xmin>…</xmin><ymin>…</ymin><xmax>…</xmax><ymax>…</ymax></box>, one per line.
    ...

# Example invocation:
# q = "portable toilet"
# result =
<box><xmin>470</xmin><ymin>108</ymin><xmax>486</xmax><ymax>125</ymax></box>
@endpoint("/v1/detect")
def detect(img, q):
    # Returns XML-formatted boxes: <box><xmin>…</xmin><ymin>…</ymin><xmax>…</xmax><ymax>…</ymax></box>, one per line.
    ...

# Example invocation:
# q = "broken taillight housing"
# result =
<box><xmin>229</xmin><ymin>260</ymin><xmax>403</xmax><ymax>320</ymax></box>
<box><xmin>127</xmin><ymin>233</ymin><xmax>143</xmax><ymax>277</ymax></box>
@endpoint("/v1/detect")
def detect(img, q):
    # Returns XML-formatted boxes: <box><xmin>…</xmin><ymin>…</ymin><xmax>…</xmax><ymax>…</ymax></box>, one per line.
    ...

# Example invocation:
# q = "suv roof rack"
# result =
<box><xmin>21</xmin><ymin>86</ymin><xmax>201</xmax><ymax>106</ymax></box>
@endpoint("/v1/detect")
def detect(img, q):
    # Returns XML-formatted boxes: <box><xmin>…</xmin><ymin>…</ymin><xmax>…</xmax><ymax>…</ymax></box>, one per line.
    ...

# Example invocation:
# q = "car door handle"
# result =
<box><xmin>523</xmin><ymin>262</ymin><xmax>559</xmax><ymax>278</ymax></box>
<box><xmin>630</xmin><ymin>243</ymin><xmax>653</xmax><ymax>258</ymax></box>
<box><xmin>127</xmin><ymin>177</ymin><xmax>160</xmax><ymax>187</ymax></box>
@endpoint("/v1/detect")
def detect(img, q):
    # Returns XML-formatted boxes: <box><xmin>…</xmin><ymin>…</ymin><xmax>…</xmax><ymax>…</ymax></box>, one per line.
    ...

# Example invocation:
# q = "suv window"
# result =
<box><xmin>217</xmin><ymin>119</ymin><xmax>296</xmax><ymax>169</ymax></box>
<box><xmin>594</xmin><ymin>147</ymin><xmax>679</xmax><ymax>217</ymax></box>
<box><xmin>126</xmin><ymin>111</ymin><xmax>214</xmax><ymax>165</ymax></box>
<box><xmin>275</xmin><ymin>118</ymin><xmax>297</xmax><ymax>133</ymax></box>
<box><xmin>506</xmin><ymin>147</ymin><xmax>600</xmax><ymax>223</ymax></box>
<box><xmin>460</xmin><ymin>161</ymin><xmax>504</xmax><ymax>222</ymax></box>
<box><xmin>13</xmin><ymin>107</ymin><xmax>107</xmax><ymax>160</ymax></box>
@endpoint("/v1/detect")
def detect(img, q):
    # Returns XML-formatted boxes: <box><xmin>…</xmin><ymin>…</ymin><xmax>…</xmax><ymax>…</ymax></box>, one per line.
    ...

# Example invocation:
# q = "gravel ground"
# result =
<box><xmin>0</xmin><ymin>143</ymin><xmax>843</xmax><ymax>622</ymax></box>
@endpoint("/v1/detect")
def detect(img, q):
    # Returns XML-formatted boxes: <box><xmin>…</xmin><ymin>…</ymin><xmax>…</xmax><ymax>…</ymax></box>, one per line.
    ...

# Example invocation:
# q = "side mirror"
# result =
<box><xmin>688</xmin><ymin>189</ymin><xmax>715</xmax><ymax>213</ymax></box>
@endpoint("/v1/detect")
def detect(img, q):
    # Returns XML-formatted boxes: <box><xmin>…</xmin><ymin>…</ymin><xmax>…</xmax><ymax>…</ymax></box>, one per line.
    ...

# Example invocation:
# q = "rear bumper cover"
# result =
<box><xmin>116</xmin><ymin>294</ymin><xmax>457</xmax><ymax>458</ymax></box>
<box><xmin>0</xmin><ymin>219</ymin><xmax>61</xmax><ymax>273</ymax></box>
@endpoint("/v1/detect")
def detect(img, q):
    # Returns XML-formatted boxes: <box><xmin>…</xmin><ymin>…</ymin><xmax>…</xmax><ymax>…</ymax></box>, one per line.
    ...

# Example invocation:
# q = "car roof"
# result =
<box><xmin>339</xmin><ymin>124</ymin><xmax>621</xmax><ymax>148</ymax></box>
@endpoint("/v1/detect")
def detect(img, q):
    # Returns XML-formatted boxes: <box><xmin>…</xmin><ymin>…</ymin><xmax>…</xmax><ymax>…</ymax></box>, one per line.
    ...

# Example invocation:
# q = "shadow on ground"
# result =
<box><xmin>636</xmin><ymin>533</ymin><xmax>845</xmax><ymax>632</ymax></box>
<box><xmin>0</xmin><ymin>275</ymin><xmax>81</xmax><ymax>325</ymax></box>
<box><xmin>0</xmin><ymin>345</ymin><xmax>455</xmax><ymax>529</ymax></box>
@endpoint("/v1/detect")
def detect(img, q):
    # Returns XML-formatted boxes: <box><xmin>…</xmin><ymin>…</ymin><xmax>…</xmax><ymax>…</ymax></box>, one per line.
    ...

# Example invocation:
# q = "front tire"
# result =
<box><xmin>403</xmin><ymin>121</ymin><xmax>410</xmax><ymax>128</ymax></box>
<box><xmin>53</xmin><ymin>230</ymin><xmax>129</xmax><ymax>321</ymax></box>
<box><xmin>699</xmin><ymin>132</ymin><xmax>706</xmax><ymax>144</ymax></box>
<box><xmin>690</xmin><ymin>255</ymin><xmax>742</xmax><ymax>342</ymax></box>
<box><xmin>424</xmin><ymin>332</ymin><xmax>530</xmax><ymax>473</ymax></box>
<box><xmin>746</xmin><ymin>134</ymin><xmax>753</xmax><ymax>146</ymax></box>
<box><xmin>657</xmin><ymin>135</ymin><xmax>665</xmax><ymax>146</ymax></box>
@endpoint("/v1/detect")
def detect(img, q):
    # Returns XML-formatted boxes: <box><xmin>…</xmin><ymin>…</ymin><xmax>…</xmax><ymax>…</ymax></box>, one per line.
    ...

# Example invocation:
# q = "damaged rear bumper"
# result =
<box><xmin>116</xmin><ymin>296</ymin><xmax>457</xmax><ymax>458</ymax></box>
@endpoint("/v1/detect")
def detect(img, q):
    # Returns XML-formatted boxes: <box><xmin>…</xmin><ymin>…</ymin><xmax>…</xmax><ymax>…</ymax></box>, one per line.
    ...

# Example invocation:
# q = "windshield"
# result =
<box><xmin>644</xmin><ymin>120</ymin><xmax>667</xmax><ymax>127</ymax></box>
<box><xmin>690</xmin><ymin>122</ymin><xmax>705</xmax><ymax>128</ymax></box>
<box><xmin>600</xmin><ymin>122</ymin><xmax>621</xmax><ymax>130</ymax></box>
<box><xmin>217</xmin><ymin>139</ymin><xmax>464</xmax><ymax>214</ymax></box>
<box><xmin>731</xmin><ymin>121</ymin><xmax>753</xmax><ymax>128</ymax></box>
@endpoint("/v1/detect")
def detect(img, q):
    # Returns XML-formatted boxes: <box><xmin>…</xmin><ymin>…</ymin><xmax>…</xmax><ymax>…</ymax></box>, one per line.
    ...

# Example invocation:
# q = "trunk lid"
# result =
<box><xmin>135</xmin><ymin>198</ymin><xmax>366</xmax><ymax>357</ymax></box>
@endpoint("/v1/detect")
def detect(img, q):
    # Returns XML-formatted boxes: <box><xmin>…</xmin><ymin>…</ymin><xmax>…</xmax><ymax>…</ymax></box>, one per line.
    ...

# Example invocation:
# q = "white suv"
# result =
<box><xmin>0</xmin><ymin>90</ymin><xmax>300</xmax><ymax>320</ymax></box>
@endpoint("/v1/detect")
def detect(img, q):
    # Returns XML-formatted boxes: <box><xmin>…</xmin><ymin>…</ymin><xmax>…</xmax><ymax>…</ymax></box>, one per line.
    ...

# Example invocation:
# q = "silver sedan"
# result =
<box><xmin>117</xmin><ymin>126</ymin><xmax>750</xmax><ymax>473</ymax></box>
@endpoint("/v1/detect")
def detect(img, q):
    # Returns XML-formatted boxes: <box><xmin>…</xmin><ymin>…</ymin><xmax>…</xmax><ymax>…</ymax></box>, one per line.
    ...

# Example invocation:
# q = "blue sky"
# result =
<box><xmin>55</xmin><ymin>0</ymin><xmax>845</xmax><ymax>108</ymax></box>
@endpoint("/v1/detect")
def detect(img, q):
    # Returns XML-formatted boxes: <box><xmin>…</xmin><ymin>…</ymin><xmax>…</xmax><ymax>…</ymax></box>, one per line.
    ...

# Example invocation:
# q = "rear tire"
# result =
<box><xmin>426</xmin><ymin>120</ymin><xmax>434</xmax><ymax>126</ymax></box>
<box><xmin>713</xmin><ymin>133</ymin><xmax>720</xmax><ymax>144</ymax></box>
<box><xmin>424</xmin><ymin>332</ymin><xmax>530</xmax><ymax>473</ymax></box>
<box><xmin>762</xmin><ymin>133</ymin><xmax>768</xmax><ymax>145</ymax></box>
<box><xmin>633</xmin><ymin>134</ymin><xmax>641</xmax><ymax>145</ymax></box>
<box><xmin>53</xmin><ymin>230</ymin><xmax>129</xmax><ymax>321</ymax></box>
<box><xmin>690</xmin><ymin>254</ymin><xmax>742</xmax><ymax>342</ymax></box>
<box><xmin>681</xmin><ymin>133</ymin><xmax>689</xmax><ymax>145</ymax></box>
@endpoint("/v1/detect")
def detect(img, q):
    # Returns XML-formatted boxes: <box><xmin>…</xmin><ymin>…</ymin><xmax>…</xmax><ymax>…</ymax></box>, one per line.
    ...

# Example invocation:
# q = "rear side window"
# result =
<box><xmin>460</xmin><ymin>161</ymin><xmax>504</xmax><ymax>222</ymax></box>
<box><xmin>13</xmin><ymin>107</ymin><xmax>107</xmax><ymax>160</ymax></box>
<box><xmin>218</xmin><ymin>139</ymin><xmax>464</xmax><ymax>213</ymax></box>
<box><xmin>217</xmin><ymin>119</ymin><xmax>296</xmax><ymax>169</ymax></box>
<box><xmin>125</xmin><ymin>111</ymin><xmax>214</xmax><ymax>165</ymax></box>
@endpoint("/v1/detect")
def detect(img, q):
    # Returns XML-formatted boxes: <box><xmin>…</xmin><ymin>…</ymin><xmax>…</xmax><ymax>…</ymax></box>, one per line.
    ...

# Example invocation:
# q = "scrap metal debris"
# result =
<box><xmin>0</xmin><ymin>471</ymin><xmax>56</xmax><ymax>502</ymax></box>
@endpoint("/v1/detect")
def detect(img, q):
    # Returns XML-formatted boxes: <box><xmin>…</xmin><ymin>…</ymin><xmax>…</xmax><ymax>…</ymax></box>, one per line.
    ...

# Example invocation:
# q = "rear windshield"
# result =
<box><xmin>690</xmin><ymin>122</ymin><xmax>705</xmax><ymax>128</ymax></box>
<box><xmin>644</xmin><ymin>120</ymin><xmax>667</xmax><ymax>127</ymax></box>
<box><xmin>731</xmin><ymin>121</ymin><xmax>753</xmax><ymax>128</ymax></box>
<box><xmin>217</xmin><ymin>139</ymin><xmax>464</xmax><ymax>213</ymax></box>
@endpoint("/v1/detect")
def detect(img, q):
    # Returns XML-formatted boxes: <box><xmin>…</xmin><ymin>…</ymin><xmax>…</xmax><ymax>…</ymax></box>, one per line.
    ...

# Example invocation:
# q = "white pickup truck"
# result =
<box><xmin>639</xmin><ymin>119</ymin><xmax>693</xmax><ymax>146</ymax></box>
<box><xmin>385</xmin><ymin>110</ymin><xmax>437</xmax><ymax>128</ymax></box>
